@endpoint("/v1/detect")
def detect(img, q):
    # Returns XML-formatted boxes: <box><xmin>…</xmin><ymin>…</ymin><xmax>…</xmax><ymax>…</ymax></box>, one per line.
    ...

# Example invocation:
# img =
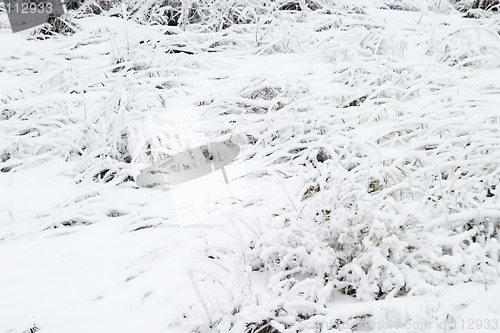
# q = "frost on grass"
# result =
<box><xmin>164</xmin><ymin>4</ymin><xmax>499</xmax><ymax>333</ymax></box>
<box><xmin>1</xmin><ymin>0</ymin><xmax>500</xmax><ymax>332</ymax></box>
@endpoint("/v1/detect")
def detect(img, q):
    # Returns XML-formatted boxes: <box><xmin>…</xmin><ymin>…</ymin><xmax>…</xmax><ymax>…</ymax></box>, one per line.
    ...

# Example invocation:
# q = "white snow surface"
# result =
<box><xmin>0</xmin><ymin>3</ymin><xmax>500</xmax><ymax>333</ymax></box>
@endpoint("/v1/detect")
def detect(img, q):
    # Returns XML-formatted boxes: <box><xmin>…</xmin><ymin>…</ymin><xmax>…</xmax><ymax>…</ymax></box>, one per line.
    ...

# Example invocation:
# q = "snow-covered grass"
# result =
<box><xmin>0</xmin><ymin>1</ymin><xmax>499</xmax><ymax>332</ymax></box>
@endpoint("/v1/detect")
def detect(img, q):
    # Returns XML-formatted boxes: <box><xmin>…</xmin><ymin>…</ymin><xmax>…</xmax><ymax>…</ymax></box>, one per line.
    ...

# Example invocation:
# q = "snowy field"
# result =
<box><xmin>0</xmin><ymin>1</ymin><xmax>500</xmax><ymax>332</ymax></box>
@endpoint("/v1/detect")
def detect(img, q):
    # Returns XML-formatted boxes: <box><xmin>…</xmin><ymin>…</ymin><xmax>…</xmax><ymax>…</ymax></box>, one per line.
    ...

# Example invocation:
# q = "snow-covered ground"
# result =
<box><xmin>0</xmin><ymin>2</ymin><xmax>500</xmax><ymax>332</ymax></box>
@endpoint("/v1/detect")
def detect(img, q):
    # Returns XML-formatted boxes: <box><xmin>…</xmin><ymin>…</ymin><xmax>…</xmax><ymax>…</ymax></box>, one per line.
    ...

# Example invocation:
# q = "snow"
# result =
<box><xmin>0</xmin><ymin>1</ymin><xmax>499</xmax><ymax>332</ymax></box>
